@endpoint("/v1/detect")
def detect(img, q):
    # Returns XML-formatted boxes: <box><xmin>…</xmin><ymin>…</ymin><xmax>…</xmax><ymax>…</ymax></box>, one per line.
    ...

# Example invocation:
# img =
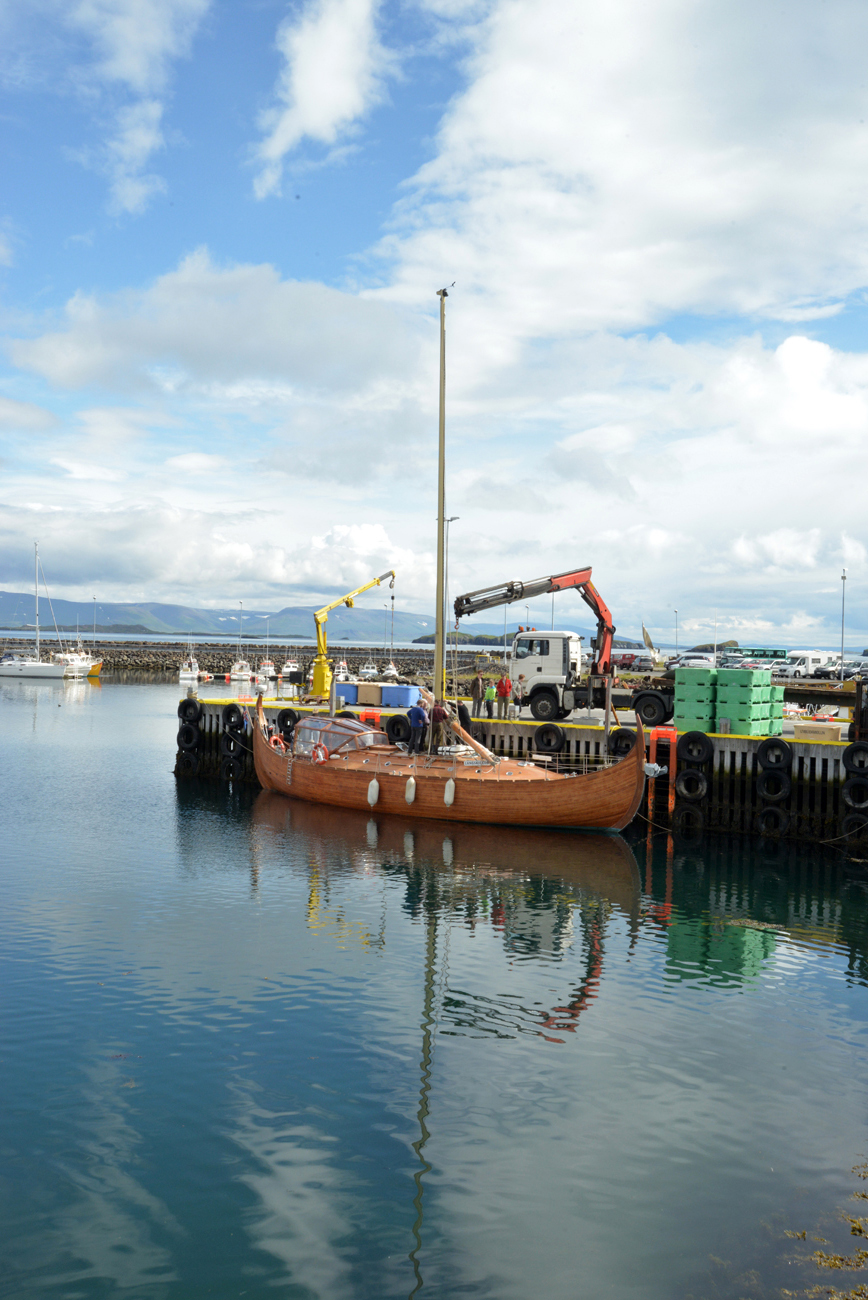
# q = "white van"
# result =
<box><xmin>780</xmin><ymin>652</ymin><xmax>829</xmax><ymax>679</ymax></box>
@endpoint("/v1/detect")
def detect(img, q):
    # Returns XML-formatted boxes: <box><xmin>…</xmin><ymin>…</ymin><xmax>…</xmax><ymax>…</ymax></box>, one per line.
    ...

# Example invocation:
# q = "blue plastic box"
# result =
<box><xmin>381</xmin><ymin>684</ymin><xmax>419</xmax><ymax>708</ymax></box>
<box><xmin>336</xmin><ymin>682</ymin><xmax>358</xmax><ymax>705</ymax></box>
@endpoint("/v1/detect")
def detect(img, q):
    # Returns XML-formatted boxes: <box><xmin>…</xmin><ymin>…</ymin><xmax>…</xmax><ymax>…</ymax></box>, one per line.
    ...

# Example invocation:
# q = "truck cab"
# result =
<box><xmin>508</xmin><ymin>631</ymin><xmax>583</xmax><ymax>719</ymax></box>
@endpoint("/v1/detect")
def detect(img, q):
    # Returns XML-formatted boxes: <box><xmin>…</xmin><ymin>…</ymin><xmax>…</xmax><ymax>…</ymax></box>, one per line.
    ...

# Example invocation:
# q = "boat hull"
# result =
<box><xmin>253</xmin><ymin>705</ymin><xmax>645</xmax><ymax>832</ymax></box>
<box><xmin>0</xmin><ymin>659</ymin><xmax>69</xmax><ymax>679</ymax></box>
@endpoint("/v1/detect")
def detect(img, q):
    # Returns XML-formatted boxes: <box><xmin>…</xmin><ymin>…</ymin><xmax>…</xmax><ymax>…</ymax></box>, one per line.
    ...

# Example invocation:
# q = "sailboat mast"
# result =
<box><xmin>34</xmin><ymin>542</ymin><xmax>39</xmax><ymax>661</ymax></box>
<box><xmin>433</xmin><ymin>288</ymin><xmax>448</xmax><ymax>701</ymax></box>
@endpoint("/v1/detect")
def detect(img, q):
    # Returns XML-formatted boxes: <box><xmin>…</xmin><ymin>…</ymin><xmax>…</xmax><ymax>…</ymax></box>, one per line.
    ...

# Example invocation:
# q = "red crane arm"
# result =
<box><xmin>453</xmin><ymin>565</ymin><xmax>616</xmax><ymax>675</ymax></box>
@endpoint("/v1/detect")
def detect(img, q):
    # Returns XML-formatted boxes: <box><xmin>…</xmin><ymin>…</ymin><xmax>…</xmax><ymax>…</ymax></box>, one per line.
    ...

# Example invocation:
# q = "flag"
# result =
<box><xmin>642</xmin><ymin>623</ymin><xmax>654</xmax><ymax>651</ymax></box>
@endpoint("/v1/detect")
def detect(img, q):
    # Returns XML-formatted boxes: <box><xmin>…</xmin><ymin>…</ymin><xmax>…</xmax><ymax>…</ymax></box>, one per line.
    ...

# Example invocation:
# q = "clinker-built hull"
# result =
<box><xmin>253</xmin><ymin>700</ymin><xmax>645</xmax><ymax>832</ymax></box>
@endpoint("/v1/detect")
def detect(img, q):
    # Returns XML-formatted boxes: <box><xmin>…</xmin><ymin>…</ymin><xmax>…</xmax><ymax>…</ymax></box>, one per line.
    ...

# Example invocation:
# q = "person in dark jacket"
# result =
<box><xmin>407</xmin><ymin>701</ymin><xmax>428</xmax><ymax>754</ymax></box>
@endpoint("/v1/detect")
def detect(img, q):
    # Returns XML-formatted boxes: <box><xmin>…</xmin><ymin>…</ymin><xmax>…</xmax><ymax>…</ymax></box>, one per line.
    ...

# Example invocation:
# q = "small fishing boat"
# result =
<box><xmin>259</xmin><ymin>659</ymin><xmax>277</xmax><ymax>678</ymax></box>
<box><xmin>53</xmin><ymin>642</ymin><xmax>103</xmax><ymax>678</ymax></box>
<box><xmin>280</xmin><ymin>656</ymin><xmax>300</xmax><ymax>676</ymax></box>
<box><xmin>381</xmin><ymin>661</ymin><xmax>400</xmax><ymax>680</ymax></box>
<box><xmin>334</xmin><ymin>659</ymin><xmax>352</xmax><ymax>682</ymax></box>
<box><xmin>358</xmin><ymin>658</ymin><xmax>379</xmax><ymax>680</ymax></box>
<box><xmin>230</xmin><ymin>659</ymin><xmax>253</xmax><ymax>681</ymax></box>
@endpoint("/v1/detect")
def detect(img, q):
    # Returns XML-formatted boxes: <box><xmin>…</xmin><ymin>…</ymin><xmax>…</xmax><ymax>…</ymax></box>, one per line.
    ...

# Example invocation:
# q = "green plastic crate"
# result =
<box><xmin>674</xmin><ymin>713</ymin><xmax>714</xmax><ymax>733</ymax></box>
<box><xmin>717</xmin><ymin>668</ymin><xmax>768</xmax><ymax>687</ymax></box>
<box><xmin>716</xmin><ymin>684</ymin><xmax>770</xmax><ymax>707</ymax></box>
<box><xmin>717</xmin><ymin>718</ymin><xmax>770</xmax><ymax>737</ymax></box>
<box><xmin>716</xmin><ymin>702</ymin><xmax>771</xmax><ymax>723</ymax></box>
<box><xmin>766</xmin><ymin>716</ymin><xmax>783</xmax><ymax>735</ymax></box>
<box><xmin>674</xmin><ymin>667</ymin><xmax>717</xmax><ymax>688</ymax></box>
<box><xmin>770</xmin><ymin>684</ymin><xmax>785</xmax><ymax>703</ymax></box>
<box><xmin>674</xmin><ymin>687</ymin><xmax>717</xmax><ymax>707</ymax></box>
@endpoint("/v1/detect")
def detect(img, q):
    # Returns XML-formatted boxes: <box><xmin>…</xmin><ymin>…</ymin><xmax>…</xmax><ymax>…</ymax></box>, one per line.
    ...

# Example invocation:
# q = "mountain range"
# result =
<box><xmin>0</xmin><ymin>589</ymin><xmax>643</xmax><ymax>644</ymax></box>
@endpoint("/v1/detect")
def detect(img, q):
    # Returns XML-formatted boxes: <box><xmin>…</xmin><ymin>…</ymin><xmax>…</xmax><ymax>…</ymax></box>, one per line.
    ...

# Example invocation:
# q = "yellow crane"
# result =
<box><xmin>311</xmin><ymin>570</ymin><xmax>396</xmax><ymax>697</ymax></box>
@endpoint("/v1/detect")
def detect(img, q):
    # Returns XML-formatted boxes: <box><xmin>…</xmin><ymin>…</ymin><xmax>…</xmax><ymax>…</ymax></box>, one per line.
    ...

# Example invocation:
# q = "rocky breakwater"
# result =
<box><xmin>90</xmin><ymin>641</ymin><xmax>485</xmax><ymax>678</ymax></box>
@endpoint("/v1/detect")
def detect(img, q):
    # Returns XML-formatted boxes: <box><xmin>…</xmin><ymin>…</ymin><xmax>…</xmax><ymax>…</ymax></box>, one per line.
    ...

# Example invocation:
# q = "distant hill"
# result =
<box><xmin>0</xmin><ymin>588</ymin><xmax>646</xmax><ymax>645</ymax></box>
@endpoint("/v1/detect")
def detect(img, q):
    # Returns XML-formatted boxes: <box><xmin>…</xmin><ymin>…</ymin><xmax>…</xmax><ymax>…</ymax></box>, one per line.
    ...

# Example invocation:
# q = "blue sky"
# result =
<box><xmin>1</xmin><ymin>0</ymin><xmax>867</xmax><ymax>647</ymax></box>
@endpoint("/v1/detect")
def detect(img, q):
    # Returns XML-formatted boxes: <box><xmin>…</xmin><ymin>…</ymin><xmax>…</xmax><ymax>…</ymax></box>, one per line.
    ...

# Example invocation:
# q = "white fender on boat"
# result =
<box><xmin>367</xmin><ymin>778</ymin><xmax>379</xmax><ymax>807</ymax></box>
<box><xmin>405</xmin><ymin>776</ymin><xmax>416</xmax><ymax>805</ymax></box>
<box><xmin>444</xmin><ymin>778</ymin><xmax>455</xmax><ymax>807</ymax></box>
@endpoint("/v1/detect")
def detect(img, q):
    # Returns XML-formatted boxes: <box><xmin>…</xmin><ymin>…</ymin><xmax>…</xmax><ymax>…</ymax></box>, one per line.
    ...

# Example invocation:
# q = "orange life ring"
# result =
<box><xmin>312</xmin><ymin>742</ymin><xmax>329</xmax><ymax>765</ymax></box>
<box><xmin>269</xmin><ymin>734</ymin><xmax>286</xmax><ymax>753</ymax></box>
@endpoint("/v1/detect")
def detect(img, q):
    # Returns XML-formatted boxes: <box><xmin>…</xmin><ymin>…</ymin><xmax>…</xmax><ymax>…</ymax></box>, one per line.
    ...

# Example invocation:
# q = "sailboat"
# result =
<box><xmin>0</xmin><ymin>544</ymin><xmax>76</xmax><ymax>679</ymax></box>
<box><xmin>229</xmin><ymin>602</ymin><xmax>253</xmax><ymax>680</ymax></box>
<box><xmin>252</xmin><ymin>289</ymin><xmax>646</xmax><ymax>831</ymax></box>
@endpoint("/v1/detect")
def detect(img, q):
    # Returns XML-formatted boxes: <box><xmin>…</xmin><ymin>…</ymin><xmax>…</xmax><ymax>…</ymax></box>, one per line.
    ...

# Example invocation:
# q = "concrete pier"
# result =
<box><xmin>174</xmin><ymin>698</ymin><xmax>868</xmax><ymax>850</ymax></box>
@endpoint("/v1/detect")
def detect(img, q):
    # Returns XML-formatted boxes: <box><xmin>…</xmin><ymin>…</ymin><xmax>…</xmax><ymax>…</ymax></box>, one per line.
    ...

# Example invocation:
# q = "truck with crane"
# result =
<box><xmin>454</xmin><ymin>566</ymin><xmax>625</xmax><ymax>721</ymax></box>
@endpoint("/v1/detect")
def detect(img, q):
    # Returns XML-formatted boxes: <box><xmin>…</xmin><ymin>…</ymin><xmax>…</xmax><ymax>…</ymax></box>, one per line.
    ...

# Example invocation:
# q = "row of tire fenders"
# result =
<box><xmin>672</xmin><ymin>731</ymin><xmax>868</xmax><ymax>838</ymax></box>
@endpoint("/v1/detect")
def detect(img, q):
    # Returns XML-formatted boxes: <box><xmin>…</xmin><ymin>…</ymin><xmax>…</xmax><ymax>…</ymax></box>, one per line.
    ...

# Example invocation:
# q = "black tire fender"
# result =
<box><xmin>534</xmin><ymin>723</ymin><xmax>565</xmax><ymax>753</ymax></box>
<box><xmin>529</xmin><ymin>690</ymin><xmax>560</xmax><ymax>722</ymax></box>
<box><xmin>177</xmin><ymin>698</ymin><xmax>203</xmax><ymax>723</ymax></box>
<box><xmin>276</xmin><ymin>708</ymin><xmax>299</xmax><ymax>739</ymax></box>
<box><xmin>756</xmin><ymin>737</ymin><xmax>793</xmax><ymax>771</ymax></box>
<box><xmin>842</xmin><ymin>812</ymin><xmax>868</xmax><ymax>840</ymax></box>
<box><xmin>676</xmin><ymin>731</ymin><xmax>714</xmax><ymax>765</ymax></box>
<box><xmin>336</xmin><ymin>710</ymin><xmax>356</xmax><ymax>720</ymax></box>
<box><xmin>607</xmin><ymin>727</ymin><xmax>637</xmax><ymax>757</ymax></box>
<box><xmin>222</xmin><ymin>703</ymin><xmax>243</xmax><ymax>730</ymax></box>
<box><xmin>843</xmin><ymin>777</ymin><xmax>868</xmax><ymax>811</ymax></box>
<box><xmin>843</xmin><ymin>741</ymin><xmax>868</xmax><ymax>775</ymax></box>
<box><xmin>386</xmin><ymin>714</ymin><xmax>412</xmax><ymax>744</ymax></box>
<box><xmin>176</xmin><ymin>751</ymin><xmax>200</xmax><ymax>776</ymax></box>
<box><xmin>756</xmin><ymin>769</ymin><xmax>791</xmax><ymax>803</ymax></box>
<box><xmin>672</xmin><ymin>803</ymin><xmax>705</xmax><ymax>837</ymax></box>
<box><xmin>634</xmin><ymin>691</ymin><xmax>669</xmax><ymax>727</ymax></box>
<box><xmin>220</xmin><ymin>756</ymin><xmax>243</xmax><ymax>782</ymax></box>
<box><xmin>674</xmin><ymin>769</ymin><xmax>708</xmax><ymax>802</ymax></box>
<box><xmin>756</xmin><ymin>806</ymin><xmax>790</xmax><ymax>836</ymax></box>
<box><xmin>177</xmin><ymin>722</ymin><xmax>201</xmax><ymax>752</ymax></box>
<box><xmin>220</xmin><ymin>730</ymin><xmax>246</xmax><ymax>759</ymax></box>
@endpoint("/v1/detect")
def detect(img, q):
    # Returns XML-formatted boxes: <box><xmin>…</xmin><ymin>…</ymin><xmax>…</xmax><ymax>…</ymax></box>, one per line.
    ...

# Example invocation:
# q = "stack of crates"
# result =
<box><xmin>715</xmin><ymin>669</ymin><xmax>784</xmax><ymax>736</ymax></box>
<box><xmin>673</xmin><ymin>667</ymin><xmax>717</xmax><ymax>733</ymax></box>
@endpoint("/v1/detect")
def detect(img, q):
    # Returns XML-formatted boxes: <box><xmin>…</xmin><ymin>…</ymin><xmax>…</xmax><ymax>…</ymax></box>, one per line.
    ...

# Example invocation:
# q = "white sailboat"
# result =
<box><xmin>0</xmin><ymin>544</ymin><xmax>76</xmax><ymax>679</ymax></box>
<box><xmin>230</xmin><ymin>601</ymin><xmax>253</xmax><ymax>680</ymax></box>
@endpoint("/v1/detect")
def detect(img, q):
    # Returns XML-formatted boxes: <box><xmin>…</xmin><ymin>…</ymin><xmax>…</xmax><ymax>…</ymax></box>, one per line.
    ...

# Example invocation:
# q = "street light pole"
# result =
<box><xmin>841</xmin><ymin>568</ymin><xmax>847</xmax><ymax>682</ymax></box>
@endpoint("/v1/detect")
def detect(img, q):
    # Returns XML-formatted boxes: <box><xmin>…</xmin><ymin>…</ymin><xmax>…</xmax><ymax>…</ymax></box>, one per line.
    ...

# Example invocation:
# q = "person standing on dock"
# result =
<box><xmin>431</xmin><ymin>700</ymin><xmax>449</xmax><ymax>751</ymax></box>
<box><xmin>496</xmin><ymin>672</ymin><xmax>512</xmax><ymax>719</ymax></box>
<box><xmin>484</xmin><ymin>681</ymin><xmax>496</xmax><ymax>718</ymax></box>
<box><xmin>471</xmin><ymin>670</ymin><xmax>486</xmax><ymax>717</ymax></box>
<box><xmin>514</xmin><ymin>674</ymin><xmax>527</xmax><ymax>711</ymax></box>
<box><xmin>408</xmin><ymin>700</ymin><xmax>428</xmax><ymax>754</ymax></box>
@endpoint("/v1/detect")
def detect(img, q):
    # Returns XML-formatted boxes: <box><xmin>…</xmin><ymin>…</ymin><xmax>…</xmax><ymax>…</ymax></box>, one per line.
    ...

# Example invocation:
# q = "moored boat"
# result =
<box><xmin>253</xmin><ymin>699</ymin><xmax>645</xmax><ymax>830</ymax></box>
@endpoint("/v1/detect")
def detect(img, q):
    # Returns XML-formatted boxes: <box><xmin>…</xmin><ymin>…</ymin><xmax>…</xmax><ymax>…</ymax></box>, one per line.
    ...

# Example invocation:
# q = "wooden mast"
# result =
<box><xmin>433</xmin><ymin>288</ymin><xmax>448</xmax><ymax>702</ymax></box>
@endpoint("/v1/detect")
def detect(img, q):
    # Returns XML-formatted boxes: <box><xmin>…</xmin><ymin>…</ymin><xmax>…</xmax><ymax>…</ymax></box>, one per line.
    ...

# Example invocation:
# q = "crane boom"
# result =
<box><xmin>311</xmin><ymin>569</ymin><xmax>395</xmax><ymax>696</ymax></box>
<box><xmin>453</xmin><ymin>565</ymin><xmax>616</xmax><ymax>675</ymax></box>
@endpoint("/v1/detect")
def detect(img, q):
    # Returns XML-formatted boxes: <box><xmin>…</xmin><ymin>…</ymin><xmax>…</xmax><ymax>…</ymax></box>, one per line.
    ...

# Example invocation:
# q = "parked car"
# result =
<box><xmin>634</xmin><ymin>656</ymin><xmax>656</xmax><ymax>672</ymax></box>
<box><xmin>813</xmin><ymin>661</ymin><xmax>843</xmax><ymax>679</ymax></box>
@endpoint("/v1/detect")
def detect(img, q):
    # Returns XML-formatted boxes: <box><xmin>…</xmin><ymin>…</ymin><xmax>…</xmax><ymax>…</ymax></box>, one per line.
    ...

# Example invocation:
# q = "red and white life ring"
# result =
<box><xmin>269</xmin><ymin>734</ymin><xmax>286</xmax><ymax>753</ymax></box>
<box><xmin>312</xmin><ymin>742</ymin><xmax>329</xmax><ymax>765</ymax></box>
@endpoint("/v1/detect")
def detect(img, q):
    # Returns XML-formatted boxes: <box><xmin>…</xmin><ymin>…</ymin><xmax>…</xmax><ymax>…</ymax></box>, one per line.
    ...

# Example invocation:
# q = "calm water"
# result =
<box><xmin>3</xmin><ymin>678</ymin><xmax>868</xmax><ymax>1300</ymax></box>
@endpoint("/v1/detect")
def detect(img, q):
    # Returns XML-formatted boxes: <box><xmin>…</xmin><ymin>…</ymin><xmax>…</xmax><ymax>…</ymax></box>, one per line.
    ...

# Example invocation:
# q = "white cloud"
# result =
<box><xmin>253</xmin><ymin>0</ymin><xmax>394</xmax><ymax>198</ymax></box>
<box><xmin>0</xmin><ymin>232</ymin><xmax>12</xmax><ymax>267</ymax></box>
<box><xmin>68</xmin><ymin>0</ymin><xmax>209</xmax><ymax>94</ymax></box>
<box><xmin>0</xmin><ymin>396</ymin><xmax>57</xmax><ymax>431</ymax></box>
<box><xmin>380</xmin><ymin>0</ymin><xmax>868</xmax><ymax>356</ymax></box>
<box><xmin>104</xmin><ymin>99</ymin><xmax>167</xmax><ymax>214</ymax></box>
<box><xmin>62</xmin><ymin>0</ymin><xmax>210</xmax><ymax>212</ymax></box>
<box><xmin>10</xmin><ymin>247</ymin><xmax>426</xmax><ymax>399</ymax></box>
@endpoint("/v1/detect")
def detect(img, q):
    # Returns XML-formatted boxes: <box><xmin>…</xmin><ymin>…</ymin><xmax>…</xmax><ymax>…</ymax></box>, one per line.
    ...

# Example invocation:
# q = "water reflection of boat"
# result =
<box><xmin>251</xmin><ymin>792</ymin><xmax>641</xmax><ymax>917</ymax></box>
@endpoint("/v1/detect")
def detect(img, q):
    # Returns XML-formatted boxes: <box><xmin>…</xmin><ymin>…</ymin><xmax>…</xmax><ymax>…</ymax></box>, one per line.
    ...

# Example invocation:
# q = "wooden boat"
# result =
<box><xmin>252</xmin><ymin>699</ymin><xmax>645</xmax><ymax>830</ymax></box>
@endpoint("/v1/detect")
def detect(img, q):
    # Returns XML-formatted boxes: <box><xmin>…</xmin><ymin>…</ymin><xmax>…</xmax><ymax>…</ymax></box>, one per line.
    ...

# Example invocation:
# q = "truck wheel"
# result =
<box><xmin>530</xmin><ymin>691</ymin><xmax>559</xmax><ymax>721</ymax></box>
<box><xmin>634</xmin><ymin>693</ymin><xmax>667</xmax><ymax>727</ymax></box>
